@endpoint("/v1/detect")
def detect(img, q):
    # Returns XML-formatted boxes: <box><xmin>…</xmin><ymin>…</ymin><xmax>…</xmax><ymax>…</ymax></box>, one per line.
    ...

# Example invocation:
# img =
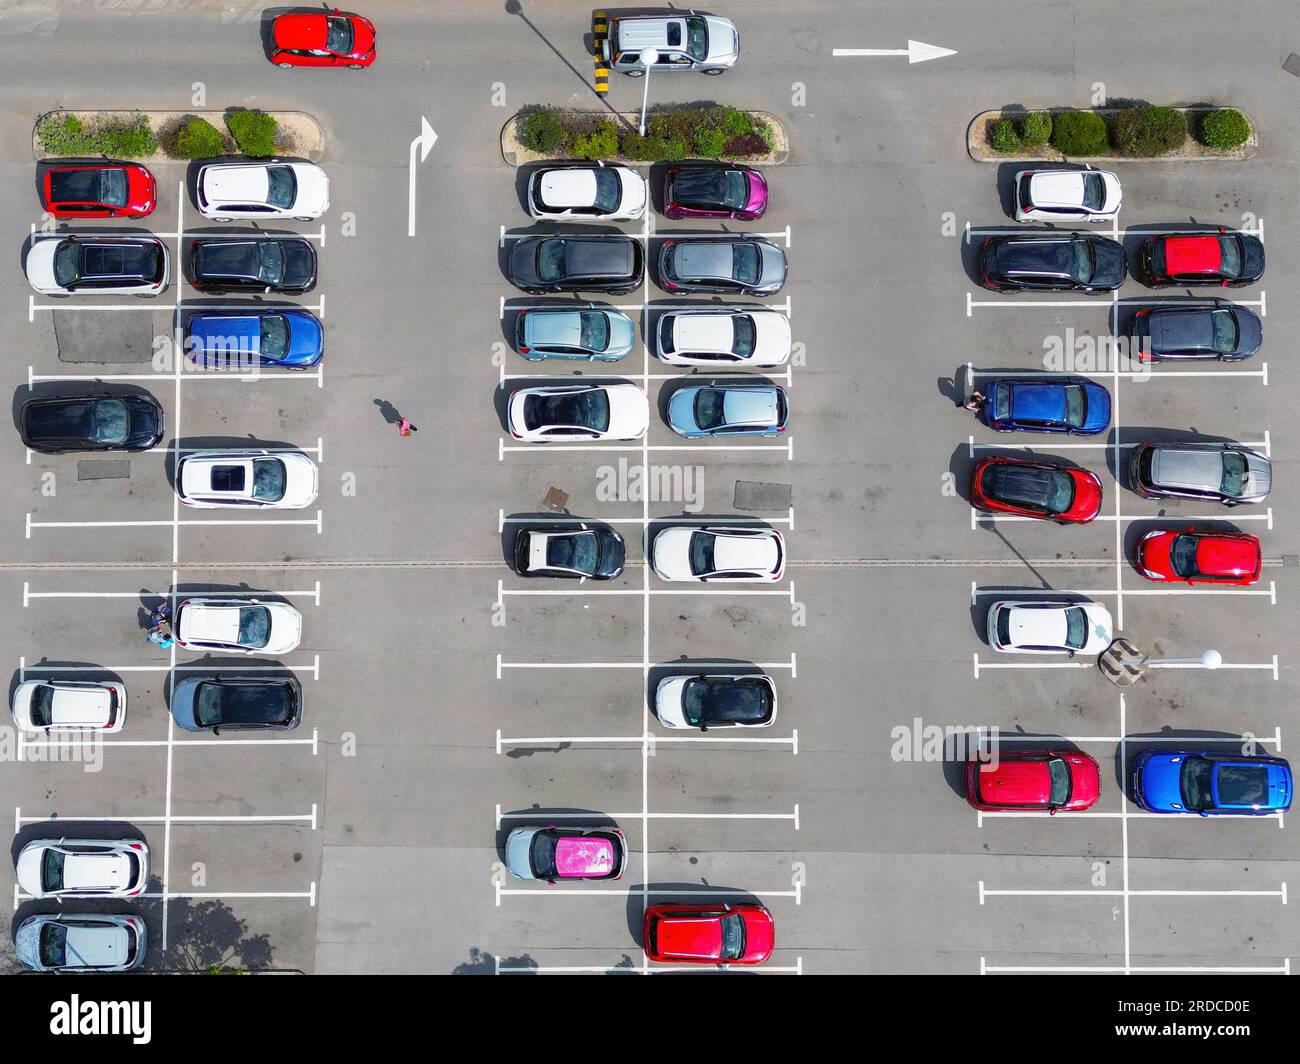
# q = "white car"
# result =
<box><xmin>508</xmin><ymin>383</ymin><xmax>648</xmax><ymax>442</ymax></box>
<box><xmin>16</xmin><ymin>837</ymin><xmax>149</xmax><ymax>898</ymax></box>
<box><xmin>986</xmin><ymin>599</ymin><xmax>1113</xmax><ymax>655</ymax></box>
<box><xmin>654</xmin><ymin>673</ymin><xmax>777</xmax><ymax>729</ymax></box>
<box><xmin>15</xmin><ymin>914</ymin><xmax>146</xmax><ymax>973</ymax></box>
<box><xmin>174</xmin><ymin>597</ymin><xmax>303</xmax><ymax>655</ymax></box>
<box><xmin>25</xmin><ymin>235</ymin><xmax>169</xmax><ymax>296</ymax></box>
<box><xmin>1014</xmin><ymin>168</ymin><xmax>1122</xmax><ymax>223</ymax></box>
<box><xmin>527</xmin><ymin>164</ymin><xmax>646</xmax><ymax>221</ymax></box>
<box><xmin>12</xmin><ymin>679</ymin><xmax>126</xmax><ymax>733</ymax></box>
<box><xmin>196</xmin><ymin>160</ymin><xmax>330</xmax><ymax>221</ymax></box>
<box><xmin>176</xmin><ymin>450</ymin><xmax>319</xmax><ymax>509</ymax></box>
<box><xmin>655</xmin><ymin>308</ymin><xmax>791</xmax><ymax>367</ymax></box>
<box><xmin>651</xmin><ymin>525</ymin><xmax>785</xmax><ymax>582</ymax></box>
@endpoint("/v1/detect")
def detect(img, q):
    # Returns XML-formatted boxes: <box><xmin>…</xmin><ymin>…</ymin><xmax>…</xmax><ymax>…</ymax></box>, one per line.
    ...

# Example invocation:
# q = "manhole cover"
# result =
<box><xmin>541</xmin><ymin>486</ymin><xmax>569</xmax><ymax>513</ymax></box>
<box><xmin>1098</xmin><ymin>637</ymin><xmax>1146</xmax><ymax>687</ymax></box>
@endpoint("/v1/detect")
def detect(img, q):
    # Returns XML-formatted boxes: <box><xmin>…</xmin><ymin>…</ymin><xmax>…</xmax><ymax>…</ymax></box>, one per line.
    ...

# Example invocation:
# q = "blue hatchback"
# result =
<box><xmin>985</xmin><ymin>377</ymin><xmax>1111</xmax><ymax>435</ymax></box>
<box><xmin>1133</xmin><ymin>750</ymin><xmax>1292</xmax><ymax>815</ymax></box>
<box><xmin>183</xmin><ymin>308</ymin><xmax>323</xmax><ymax>369</ymax></box>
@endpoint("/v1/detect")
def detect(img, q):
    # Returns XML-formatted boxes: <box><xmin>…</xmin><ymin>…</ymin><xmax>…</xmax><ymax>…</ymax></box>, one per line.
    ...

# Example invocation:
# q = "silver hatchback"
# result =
<box><xmin>602</xmin><ymin>13</ymin><xmax>739</xmax><ymax>76</ymax></box>
<box><xmin>513</xmin><ymin>306</ymin><xmax>635</xmax><ymax>361</ymax></box>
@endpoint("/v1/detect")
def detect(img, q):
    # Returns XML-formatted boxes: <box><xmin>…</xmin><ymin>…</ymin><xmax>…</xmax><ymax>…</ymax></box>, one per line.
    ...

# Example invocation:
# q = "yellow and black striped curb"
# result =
<box><xmin>592</xmin><ymin>10</ymin><xmax>608</xmax><ymax>93</ymax></box>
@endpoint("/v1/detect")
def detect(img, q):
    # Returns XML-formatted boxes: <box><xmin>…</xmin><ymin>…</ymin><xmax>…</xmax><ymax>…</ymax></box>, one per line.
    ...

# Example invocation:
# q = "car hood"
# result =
<box><xmin>595</xmin><ymin>529</ymin><xmax>626</xmax><ymax>578</ymax></box>
<box><xmin>1241</xmin><ymin>451</ymin><xmax>1271</xmax><ymax>501</ymax></box>
<box><xmin>1080</xmin><ymin>382</ymin><xmax>1112</xmax><ymax>433</ymax></box>
<box><xmin>1089</xmin><ymin>237</ymin><xmax>1128</xmax><ymax>286</ymax></box>
<box><xmin>757</xmin><ymin>242</ymin><xmax>787</xmax><ymax>287</ymax></box>
<box><xmin>703</xmin><ymin>15</ymin><xmax>739</xmax><ymax>63</ymax></box>
<box><xmin>13</xmin><ymin>919</ymin><xmax>42</xmax><ymax>967</ymax></box>
<box><xmin>652</xmin><ymin>526</ymin><xmax>696</xmax><ymax>580</ymax></box>
<box><xmin>743</xmin><ymin>170</ymin><xmax>769</xmax><ymax>215</ymax></box>
<box><xmin>290</xmin><ymin>165</ymin><xmax>330</xmax><ymax>216</ymax></box>
<box><xmin>504</xmin><ymin>828</ymin><xmax>540</xmax><ymax>878</ymax></box>
<box><xmin>1233</xmin><ymin>307</ymin><xmax>1263</xmax><ymax>356</ymax></box>
<box><xmin>741</xmin><ymin>909</ymin><xmax>775</xmax><ymax>961</ymax></box>
<box><xmin>169</xmin><ymin>676</ymin><xmax>201</xmax><ymax>729</ymax></box>
<box><xmin>280</xmin><ymin>240</ymin><xmax>317</xmax><ymax>286</ymax></box>
<box><xmin>605</xmin><ymin>312</ymin><xmax>637</xmax><ymax>355</ymax></box>
<box><xmin>1137</xmin><ymin>753</ymin><xmax>1187</xmax><ymax>810</ymax></box>
<box><xmin>654</xmin><ymin>677</ymin><xmax>690</xmax><ymax>727</ymax></box>
<box><xmin>604</xmin><ymin>385</ymin><xmax>650</xmax><ymax>438</ymax></box>
<box><xmin>25</xmin><ymin>238</ymin><xmax>61</xmax><ymax>289</ymax></box>
<box><xmin>1240</xmin><ymin>235</ymin><xmax>1265</xmax><ymax>282</ymax></box>
<box><xmin>282</xmin><ymin>310</ymin><xmax>324</xmax><ymax>365</ymax></box>
<box><xmin>14</xmin><ymin>847</ymin><xmax>44</xmax><ymax>893</ymax></box>
<box><xmin>751</xmin><ymin>311</ymin><xmax>792</xmax><ymax>359</ymax></box>
<box><xmin>509</xmin><ymin>240</ymin><xmax>542</xmax><ymax>286</ymax></box>
<box><xmin>280</xmin><ymin>452</ymin><xmax>321</xmax><ymax>506</ymax></box>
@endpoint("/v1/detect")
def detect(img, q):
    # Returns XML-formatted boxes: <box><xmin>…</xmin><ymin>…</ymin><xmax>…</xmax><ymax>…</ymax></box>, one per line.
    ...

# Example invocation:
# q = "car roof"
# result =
<box><xmin>710</xmin><ymin>530</ymin><xmax>779</xmax><ymax>571</ymax></box>
<box><xmin>1006</xmin><ymin>604</ymin><xmax>1071</xmax><ymax>647</ymax></box>
<box><xmin>525</xmin><ymin>309</ymin><xmax>586</xmax><ymax>346</ymax></box>
<box><xmin>1006</xmin><ymin>381</ymin><xmax>1070</xmax><ymax>423</ymax></box>
<box><xmin>1195</xmin><ymin>535</ymin><xmax>1259</xmax><ymax>575</ymax></box>
<box><xmin>656</xmin><ymin>914</ymin><xmax>722</xmax><ymax>959</ymax></box>
<box><xmin>1148</xmin><ymin>447</ymin><xmax>1224</xmax><ymax>490</ymax></box>
<box><xmin>202</xmin><ymin>164</ymin><xmax>279</xmax><ymax>203</ymax></box>
<box><xmin>673</xmin><ymin>313</ymin><xmax>737</xmax><ymax>351</ymax></box>
<box><xmin>1027</xmin><ymin>170</ymin><xmax>1090</xmax><ymax>207</ymax></box>
<box><xmin>538</xmin><ymin>169</ymin><xmax>600</xmax><ymax>208</ymax></box>
<box><xmin>613</xmin><ymin>15</ymin><xmax>688</xmax><ymax>50</ymax></box>
<box><xmin>178</xmin><ymin>601</ymin><xmax>251</xmax><ymax>641</ymax></box>
<box><xmin>676</xmin><ymin>242</ymin><xmax>735</xmax><ymax>279</ymax></box>
<box><xmin>720</xmin><ymin>386</ymin><xmax>778</xmax><ymax>425</ymax></box>
<box><xmin>60</xmin><ymin>851</ymin><xmax>128</xmax><ymax>890</ymax></box>
<box><xmin>47</xmin><ymin>686</ymin><xmax>113</xmax><ymax>725</ymax></box>
<box><xmin>975</xmin><ymin>757</ymin><xmax>1052</xmax><ymax>804</ymax></box>
<box><xmin>63</xmin><ymin>923</ymin><xmax>130</xmax><ymax>967</ymax></box>
<box><xmin>1164</xmin><ymin>235</ymin><xmax>1222</xmax><ymax>275</ymax></box>
<box><xmin>561</xmin><ymin>238</ymin><xmax>634</xmax><ymax>277</ymax></box>
<box><xmin>275</xmin><ymin>12</ymin><xmax>330</xmax><ymax>49</ymax></box>
<box><xmin>996</xmin><ymin>236</ymin><xmax>1077</xmax><ymax>277</ymax></box>
<box><xmin>80</xmin><ymin>241</ymin><xmax>158</xmax><ymax>278</ymax></box>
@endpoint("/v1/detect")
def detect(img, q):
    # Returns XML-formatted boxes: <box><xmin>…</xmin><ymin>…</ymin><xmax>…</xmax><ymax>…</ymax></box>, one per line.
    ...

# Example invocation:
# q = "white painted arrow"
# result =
<box><xmin>407</xmin><ymin>116</ymin><xmax>438</xmax><ymax>237</ymax></box>
<box><xmin>832</xmin><ymin>40</ymin><xmax>956</xmax><ymax>64</ymax></box>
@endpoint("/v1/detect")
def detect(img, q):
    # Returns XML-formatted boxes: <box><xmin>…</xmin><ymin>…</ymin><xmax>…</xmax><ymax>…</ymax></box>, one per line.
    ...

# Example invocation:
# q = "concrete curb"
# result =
<box><xmin>33</xmin><ymin>109</ymin><xmax>326</xmax><ymax>163</ymax></box>
<box><xmin>500</xmin><ymin>109</ymin><xmax>789</xmax><ymax>167</ymax></box>
<box><xmin>967</xmin><ymin>107</ymin><xmax>1258</xmax><ymax>163</ymax></box>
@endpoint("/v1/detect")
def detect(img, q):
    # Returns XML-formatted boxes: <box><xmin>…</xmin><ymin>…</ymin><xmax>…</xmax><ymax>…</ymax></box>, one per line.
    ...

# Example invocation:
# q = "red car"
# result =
<box><xmin>969</xmin><ymin>456</ymin><xmax>1102</xmax><ymax>524</ymax></box>
<box><xmin>1137</xmin><ymin>527</ymin><xmax>1261</xmax><ymax>586</ymax></box>
<box><xmin>1139</xmin><ymin>230</ymin><xmax>1264</xmax><ymax>288</ymax></box>
<box><xmin>643</xmin><ymin>902</ymin><xmax>774</xmax><ymax>965</ymax></box>
<box><xmin>270</xmin><ymin>9</ymin><xmax>376</xmax><ymax>68</ymax></box>
<box><xmin>40</xmin><ymin>163</ymin><xmax>156</xmax><ymax>219</ymax></box>
<box><xmin>965</xmin><ymin>750</ymin><xmax>1100</xmax><ymax>813</ymax></box>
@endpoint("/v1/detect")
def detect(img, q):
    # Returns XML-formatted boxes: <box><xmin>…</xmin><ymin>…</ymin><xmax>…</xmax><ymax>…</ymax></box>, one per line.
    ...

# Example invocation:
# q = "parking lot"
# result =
<box><xmin>0</xmin><ymin>0</ymin><xmax>1297</xmax><ymax>975</ymax></box>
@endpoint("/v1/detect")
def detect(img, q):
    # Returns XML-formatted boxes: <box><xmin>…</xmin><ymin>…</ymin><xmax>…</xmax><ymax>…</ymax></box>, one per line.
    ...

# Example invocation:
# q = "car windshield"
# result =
<box><xmin>732</xmin><ymin>316</ymin><xmax>756</xmax><ymax>357</ymax></box>
<box><xmin>692</xmin><ymin>389</ymin><xmax>726</xmax><ymax>430</ymax></box>
<box><xmin>578</xmin><ymin>312</ymin><xmax>609</xmax><ymax>351</ymax></box>
<box><xmin>1070</xmin><ymin>238</ymin><xmax>1095</xmax><ymax>283</ymax></box>
<box><xmin>530</xmin><ymin>391</ymin><xmax>611</xmax><ymax>432</ymax></box>
<box><xmin>39</xmin><ymin>924</ymin><xmax>68</xmax><ymax>967</ymax></box>
<box><xmin>264</xmin><ymin>166</ymin><xmax>296</xmax><ymax>209</ymax></box>
<box><xmin>1218</xmin><ymin>236</ymin><xmax>1243</xmax><ymax>278</ymax></box>
<box><xmin>592</xmin><ymin>169</ymin><xmax>621</xmax><ymax>213</ymax></box>
<box><xmin>259</xmin><ymin>315</ymin><xmax>289</xmax><ymax>359</ymax></box>
<box><xmin>1080</xmin><ymin>173</ymin><xmax>1104</xmax><ymax>211</ymax></box>
<box><xmin>99</xmin><ymin>168</ymin><xmax>128</xmax><ymax>207</ymax></box>
<box><xmin>689</xmin><ymin>531</ymin><xmax>716</xmax><ymax>575</ymax></box>
<box><xmin>530</xmin><ymin>833</ymin><xmax>558</xmax><ymax>877</ymax></box>
<box><xmin>326</xmin><ymin>15</ymin><xmax>354</xmax><ymax>52</ymax></box>
<box><xmin>195</xmin><ymin>683</ymin><xmax>225</xmax><ymax>727</ymax></box>
<box><xmin>90</xmin><ymin>399</ymin><xmax>129</xmax><ymax>444</ymax></box>
<box><xmin>1210</xmin><ymin>309</ymin><xmax>1238</xmax><ymax>352</ymax></box>
<box><xmin>1180</xmin><ymin>756</ymin><xmax>1214</xmax><ymax>811</ymax></box>
<box><xmin>257</xmin><ymin>241</ymin><xmax>285</xmax><ymax>284</ymax></box>
<box><xmin>1046</xmin><ymin>758</ymin><xmax>1072</xmax><ymax>806</ymax></box>
<box><xmin>718</xmin><ymin>913</ymin><xmax>746</xmax><ymax>960</ymax></box>
<box><xmin>1063</xmin><ymin>385</ymin><xmax>1086</xmax><ymax>428</ymax></box>
<box><xmin>1169</xmin><ymin>534</ymin><xmax>1200</xmax><ymax>578</ymax></box>
<box><xmin>677</xmin><ymin>169</ymin><xmax>747</xmax><ymax>210</ymax></box>
<box><xmin>732</xmin><ymin>243</ymin><xmax>761</xmax><ymax>285</ymax></box>
<box><xmin>29</xmin><ymin>686</ymin><xmax>54</xmax><ymax>726</ymax></box>
<box><xmin>41</xmin><ymin>849</ymin><xmax>65</xmax><ymax>892</ymax></box>
<box><xmin>546</xmin><ymin>531</ymin><xmax>598</xmax><ymax>575</ymax></box>
<box><xmin>1220</xmin><ymin>451</ymin><xmax>1246</xmax><ymax>497</ymax></box>
<box><xmin>1063</xmin><ymin>607</ymin><xmax>1088</xmax><ymax>650</ymax></box>
<box><xmin>684</xmin><ymin>15</ymin><xmax>709</xmax><ymax>60</ymax></box>
<box><xmin>684</xmin><ymin>678</ymin><xmax>767</xmax><ymax>725</ymax></box>
<box><xmin>251</xmin><ymin>458</ymin><xmax>287</xmax><ymax>502</ymax></box>
<box><xmin>237</xmin><ymin>607</ymin><xmax>272</xmax><ymax>648</ymax></box>
<box><xmin>537</xmin><ymin>240</ymin><xmax>567</xmax><ymax>282</ymax></box>
<box><xmin>53</xmin><ymin>241</ymin><xmax>82</xmax><ymax>286</ymax></box>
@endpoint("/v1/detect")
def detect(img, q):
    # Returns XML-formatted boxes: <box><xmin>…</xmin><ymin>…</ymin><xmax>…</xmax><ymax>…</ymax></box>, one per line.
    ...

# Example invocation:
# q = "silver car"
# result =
<box><xmin>513</xmin><ymin>306</ymin><xmax>635</xmax><ymax>362</ymax></box>
<box><xmin>16</xmin><ymin>837</ymin><xmax>149</xmax><ymax>898</ymax></box>
<box><xmin>1130</xmin><ymin>442</ymin><xmax>1271</xmax><ymax>505</ymax></box>
<box><xmin>15</xmin><ymin>913</ymin><xmax>147</xmax><ymax>972</ymax></box>
<box><xmin>602</xmin><ymin>13</ymin><xmax>739</xmax><ymax>76</ymax></box>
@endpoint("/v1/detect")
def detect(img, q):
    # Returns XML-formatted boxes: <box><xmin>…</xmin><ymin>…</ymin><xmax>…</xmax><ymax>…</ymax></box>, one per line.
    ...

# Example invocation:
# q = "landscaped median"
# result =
<box><xmin>968</xmin><ymin>105</ymin><xmax>1256</xmax><ymax>162</ymax></box>
<box><xmin>501</xmin><ymin>104</ymin><xmax>788</xmax><ymax>166</ymax></box>
<box><xmin>33</xmin><ymin>109</ymin><xmax>325</xmax><ymax>162</ymax></box>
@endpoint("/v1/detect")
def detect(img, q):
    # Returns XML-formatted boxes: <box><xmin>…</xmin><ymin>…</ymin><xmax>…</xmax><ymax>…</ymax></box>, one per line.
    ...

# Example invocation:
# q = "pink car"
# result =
<box><xmin>662</xmin><ymin>164</ymin><xmax>768</xmax><ymax>220</ymax></box>
<box><xmin>505</xmin><ymin>826</ymin><xmax>627</xmax><ymax>881</ymax></box>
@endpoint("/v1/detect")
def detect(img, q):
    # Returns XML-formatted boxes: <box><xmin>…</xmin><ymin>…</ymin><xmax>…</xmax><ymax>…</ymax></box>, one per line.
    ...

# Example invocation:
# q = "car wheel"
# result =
<box><xmin>347</xmin><ymin>64</ymin><xmax>365</xmax><ymax>70</ymax></box>
<box><xmin>624</xmin><ymin>69</ymin><xmax>645</xmax><ymax>78</ymax></box>
<box><xmin>277</xmin><ymin>62</ymin><xmax>294</xmax><ymax>69</ymax></box>
<box><xmin>703</xmin><ymin>68</ymin><xmax>725</xmax><ymax>76</ymax></box>
<box><xmin>295</xmin><ymin>216</ymin><xmax>314</xmax><ymax>222</ymax></box>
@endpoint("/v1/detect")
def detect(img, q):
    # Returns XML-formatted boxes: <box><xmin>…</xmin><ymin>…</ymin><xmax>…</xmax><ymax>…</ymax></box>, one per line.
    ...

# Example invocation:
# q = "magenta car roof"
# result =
<box><xmin>554</xmin><ymin>836</ymin><xmax>616</xmax><ymax>877</ymax></box>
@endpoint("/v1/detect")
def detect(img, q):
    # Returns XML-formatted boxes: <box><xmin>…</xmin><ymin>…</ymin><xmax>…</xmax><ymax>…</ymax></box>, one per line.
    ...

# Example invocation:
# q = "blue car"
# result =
<box><xmin>667</xmin><ymin>382</ymin><xmax>788</xmax><ymax>439</ymax></box>
<box><xmin>183</xmin><ymin>308</ymin><xmax>323</xmax><ymax>369</ymax></box>
<box><xmin>1133</xmin><ymin>750</ymin><xmax>1292</xmax><ymax>815</ymax></box>
<box><xmin>985</xmin><ymin>377</ymin><xmax>1111</xmax><ymax>435</ymax></box>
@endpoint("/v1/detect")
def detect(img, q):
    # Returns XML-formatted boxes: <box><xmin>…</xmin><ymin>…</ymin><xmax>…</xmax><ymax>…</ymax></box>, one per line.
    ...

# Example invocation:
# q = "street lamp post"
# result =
<box><xmin>638</xmin><ymin>47</ymin><xmax>659</xmax><ymax>136</ymax></box>
<box><xmin>1144</xmin><ymin>648</ymin><xmax>1223</xmax><ymax>670</ymax></box>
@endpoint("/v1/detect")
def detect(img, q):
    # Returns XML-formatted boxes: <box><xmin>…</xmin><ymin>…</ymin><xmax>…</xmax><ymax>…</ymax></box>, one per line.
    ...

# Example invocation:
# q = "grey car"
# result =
<box><xmin>658</xmin><ymin>237</ymin><xmax>787</xmax><ymax>296</ymax></box>
<box><xmin>667</xmin><ymin>380</ymin><xmax>788</xmax><ymax>438</ymax></box>
<box><xmin>1130</xmin><ymin>442</ymin><xmax>1271</xmax><ymax>505</ymax></box>
<box><xmin>14</xmin><ymin>913</ymin><xmax>146</xmax><ymax>972</ymax></box>
<box><xmin>170</xmin><ymin>675</ymin><xmax>302</xmax><ymax>732</ymax></box>
<box><xmin>513</xmin><ymin>306</ymin><xmax>635</xmax><ymax>362</ymax></box>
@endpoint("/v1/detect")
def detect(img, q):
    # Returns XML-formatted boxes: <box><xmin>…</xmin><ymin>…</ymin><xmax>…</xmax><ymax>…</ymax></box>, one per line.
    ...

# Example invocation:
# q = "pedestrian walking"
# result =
<box><xmin>964</xmin><ymin>390</ymin><xmax>986</xmax><ymax>415</ymax></box>
<box><xmin>397</xmin><ymin>418</ymin><xmax>417</xmax><ymax>437</ymax></box>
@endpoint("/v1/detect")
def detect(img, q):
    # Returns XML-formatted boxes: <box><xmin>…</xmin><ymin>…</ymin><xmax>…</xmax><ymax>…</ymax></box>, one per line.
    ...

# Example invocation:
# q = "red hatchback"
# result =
<box><xmin>970</xmin><ymin>456</ymin><xmax>1102</xmax><ymax>524</ymax></box>
<box><xmin>1137</xmin><ymin>528</ymin><xmax>1261</xmax><ymax>586</ymax></box>
<box><xmin>966</xmin><ymin>750</ymin><xmax>1100</xmax><ymax>813</ymax></box>
<box><xmin>41</xmin><ymin>163</ymin><xmax>156</xmax><ymax>219</ymax></box>
<box><xmin>643</xmin><ymin>902</ymin><xmax>774</xmax><ymax>965</ymax></box>
<box><xmin>271</xmin><ymin>9</ymin><xmax>376</xmax><ymax>68</ymax></box>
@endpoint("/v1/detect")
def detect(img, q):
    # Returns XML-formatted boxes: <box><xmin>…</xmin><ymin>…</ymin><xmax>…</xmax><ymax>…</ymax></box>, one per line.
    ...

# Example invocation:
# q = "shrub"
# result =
<box><xmin>988</xmin><ymin>119</ymin><xmax>1021</xmax><ymax>153</ymax></box>
<box><xmin>1111</xmin><ymin>105</ymin><xmax>1185</xmax><ymax>157</ymax></box>
<box><xmin>693</xmin><ymin>128</ymin><xmax>729</xmax><ymax>158</ymax></box>
<box><xmin>1197</xmin><ymin>108</ymin><xmax>1250</xmax><ymax>150</ymax></box>
<box><xmin>226</xmin><ymin>109</ymin><xmax>278</xmax><ymax>157</ymax></box>
<box><xmin>571</xmin><ymin>119</ymin><xmax>618</xmax><ymax>158</ymax></box>
<box><xmin>168</xmin><ymin>116</ymin><xmax>226</xmax><ymax>159</ymax></box>
<box><xmin>517</xmin><ymin>107</ymin><xmax>568</xmax><ymax>153</ymax></box>
<box><xmin>1019</xmin><ymin>111</ymin><xmax>1052</xmax><ymax>148</ymax></box>
<box><xmin>724</xmin><ymin>132</ymin><xmax>768</xmax><ymax>156</ymax></box>
<box><xmin>1050</xmin><ymin>110</ymin><xmax>1109</xmax><ymax>156</ymax></box>
<box><xmin>660</xmin><ymin>135</ymin><xmax>689</xmax><ymax>161</ymax></box>
<box><xmin>617</xmin><ymin>132</ymin><xmax>656</xmax><ymax>161</ymax></box>
<box><xmin>37</xmin><ymin>113</ymin><xmax>92</xmax><ymax>155</ymax></box>
<box><xmin>92</xmin><ymin>115</ymin><xmax>157</xmax><ymax>158</ymax></box>
<box><xmin>721</xmin><ymin>107</ymin><xmax>753</xmax><ymax>137</ymax></box>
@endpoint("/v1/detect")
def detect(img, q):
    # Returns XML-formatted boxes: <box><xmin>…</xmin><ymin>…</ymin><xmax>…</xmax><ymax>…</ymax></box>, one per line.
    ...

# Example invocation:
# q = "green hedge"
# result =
<box><xmin>1111</xmin><ymin>106</ymin><xmax>1186</xmax><ymax>157</ymax></box>
<box><xmin>988</xmin><ymin>119</ymin><xmax>1021</xmax><ymax>153</ymax></box>
<box><xmin>226</xmin><ymin>109</ymin><xmax>278</xmax><ymax>157</ymax></box>
<box><xmin>37</xmin><ymin>113</ymin><xmax>158</xmax><ymax>158</ymax></box>
<box><xmin>167</xmin><ymin>116</ymin><xmax>227</xmax><ymax>159</ymax></box>
<box><xmin>517</xmin><ymin>105</ymin><xmax>774</xmax><ymax>161</ymax></box>
<box><xmin>1197</xmin><ymin>108</ymin><xmax>1251</xmax><ymax>150</ymax></box>
<box><xmin>1050</xmin><ymin>110</ymin><xmax>1110</xmax><ymax>156</ymax></box>
<box><xmin>1019</xmin><ymin>111</ymin><xmax>1052</xmax><ymax>148</ymax></box>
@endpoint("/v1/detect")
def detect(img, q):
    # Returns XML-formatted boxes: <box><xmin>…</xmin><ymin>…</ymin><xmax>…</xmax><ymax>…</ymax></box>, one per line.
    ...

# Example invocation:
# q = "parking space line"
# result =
<box><xmin>973</xmin><ymin>653</ymin><xmax>1276</xmax><ymax>679</ymax></box>
<box><xmin>965</xmin><ymin>223</ymin><xmax>1265</xmax><ymax>241</ymax></box>
<box><xmin>966</xmin><ymin>291</ymin><xmax>1267</xmax><ymax>317</ymax></box>
<box><xmin>980</xmin><ymin>882</ymin><xmax>1286</xmax><ymax>901</ymax></box>
<box><xmin>496</xmin><ymin>804</ymin><xmax>799</xmax><ymax>826</ymax></box>
<box><xmin>983</xmin><ymin>961</ymin><xmax>1288</xmax><ymax>975</ymax></box>
<box><xmin>497</xmin><ymin>958</ymin><xmax>803</xmax><ymax>974</ymax></box>
<box><xmin>499</xmin><ymin>509</ymin><xmax>795</xmax><ymax>530</ymax></box>
<box><xmin>23</xmin><ymin>581</ymin><xmax>322</xmax><ymax>606</ymax></box>
<box><xmin>973</xmin><ymin>727</ymin><xmax>1281</xmax><ymax>748</ymax></box>
<box><xmin>495</xmin><ymin>729</ymin><xmax>797</xmax><ymax>751</ymax></box>
<box><xmin>28</xmin><ymin>512</ymin><xmax>324</xmax><ymax>535</ymax></box>
<box><xmin>978</xmin><ymin>809</ymin><xmax>1285</xmax><ymax>822</ymax></box>
<box><xmin>498</xmin><ymin>884</ymin><xmax>801</xmax><ymax>900</ymax></box>
<box><xmin>972</xmin><ymin>508</ymin><xmax>1273</xmax><ymax>528</ymax></box>
<box><xmin>971</xmin><ymin>581</ymin><xmax>1277</xmax><ymax>602</ymax></box>
<box><xmin>20</xmin><ymin>655</ymin><xmax>321</xmax><ymax>680</ymax></box>
<box><xmin>19</xmin><ymin>735</ymin><xmax>318</xmax><ymax>750</ymax></box>
<box><xmin>15</xmin><ymin>809</ymin><xmax>316</xmax><ymax>826</ymax></box>
<box><xmin>500</xmin><ymin>440</ymin><xmax>793</xmax><ymax>458</ymax></box>
<box><xmin>497</xmin><ymin>653</ymin><xmax>796</xmax><ymax>678</ymax></box>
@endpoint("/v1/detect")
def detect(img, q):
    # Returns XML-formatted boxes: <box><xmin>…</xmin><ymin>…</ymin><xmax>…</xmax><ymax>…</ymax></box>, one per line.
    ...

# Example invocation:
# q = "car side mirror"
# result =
<box><xmin>212</xmin><ymin>726</ymin><xmax>221</xmax><ymax>736</ymax></box>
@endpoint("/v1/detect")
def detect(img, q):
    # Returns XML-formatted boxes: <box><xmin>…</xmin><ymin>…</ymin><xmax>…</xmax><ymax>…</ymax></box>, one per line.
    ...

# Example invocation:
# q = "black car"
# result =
<box><xmin>169</xmin><ymin>675</ymin><xmax>302</xmax><ymax>732</ymax></box>
<box><xmin>654</xmin><ymin>673</ymin><xmax>777</xmax><ymax>730</ymax></box>
<box><xmin>513</xmin><ymin>522</ymin><xmax>626</xmax><ymax>579</ymax></box>
<box><xmin>20</xmin><ymin>393</ymin><xmax>164</xmax><ymax>454</ymax></box>
<box><xmin>1131</xmin><ymin>301</ymin><xmax>1262</xmax><ymax>362</ymax></box>
<box><xmin>187</xmin><ymin>237</ymin><xmax>317</xmax><ymax>294</ymax></box>
<box><xmin>507</xmin><ymin>235</ymin><xmax>643</xmax><ymax>294</ymax></box>
<box><xmin>978</xmin><ymin>233</ymin><xmax>1127</xmax><ymax>292</ymax></box>
<box><xmin>658</xmin><ymin>237</ymin><xmax>787</xmax><ymax>296</ymax></box>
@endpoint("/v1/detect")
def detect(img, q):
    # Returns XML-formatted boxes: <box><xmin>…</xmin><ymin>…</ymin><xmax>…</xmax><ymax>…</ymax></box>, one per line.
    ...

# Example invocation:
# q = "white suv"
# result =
<box><xmin>1014</xmin><ymin>168</ymin><xmax>1122</xmax><ymax>223</ymax></box>
<box><xmin>196</xmin><ymin>160</ymin><xmax>330</xmax><ymax>221</ymax></box>
<box><xmin>527</xmin><ymin>164</ymin><xmax>646</xmax><ymax>221</ymax></box>
<box><xmin>603</xmin><ymin>13</ymin><xmax>738</xmax><ymax>76</ymax></box>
